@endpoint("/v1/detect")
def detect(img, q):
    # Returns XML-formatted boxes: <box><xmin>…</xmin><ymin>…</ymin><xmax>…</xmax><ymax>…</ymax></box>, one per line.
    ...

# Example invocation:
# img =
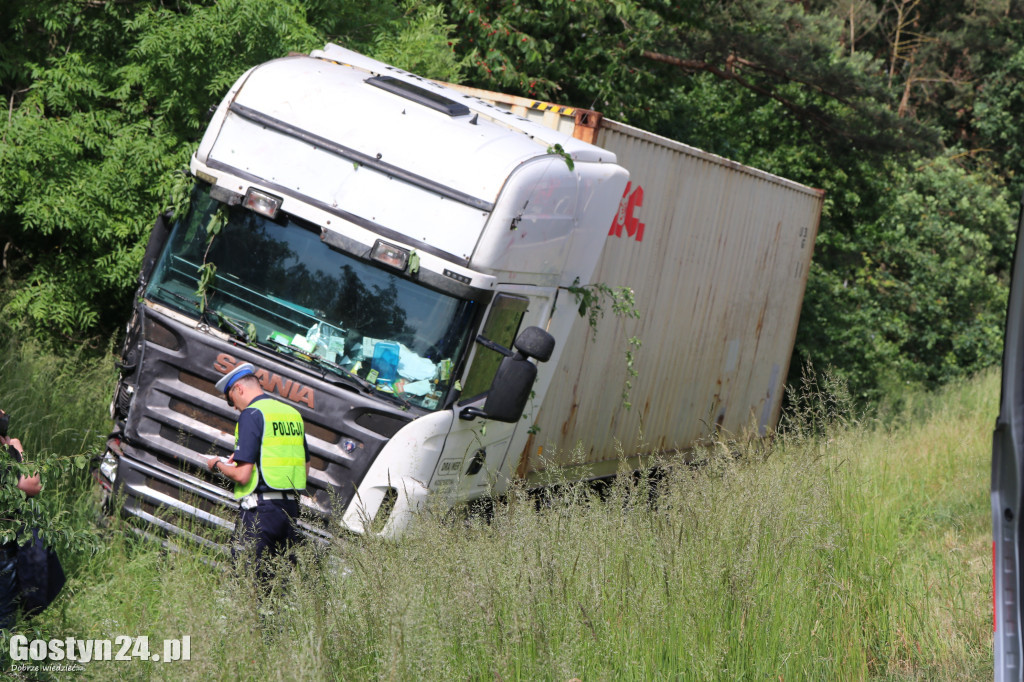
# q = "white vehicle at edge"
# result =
<box><xmin>993</xmin><ymin>195</ymin><xmax>1024</xmax><ymax>681</ymax></box>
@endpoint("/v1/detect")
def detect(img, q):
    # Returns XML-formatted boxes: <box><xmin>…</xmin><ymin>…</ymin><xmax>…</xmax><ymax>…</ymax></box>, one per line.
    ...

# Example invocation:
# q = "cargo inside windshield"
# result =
<box><xmin>146</xmin><ymin>185</ymin><xmax>476</xmax><ymax>411</ymax></box>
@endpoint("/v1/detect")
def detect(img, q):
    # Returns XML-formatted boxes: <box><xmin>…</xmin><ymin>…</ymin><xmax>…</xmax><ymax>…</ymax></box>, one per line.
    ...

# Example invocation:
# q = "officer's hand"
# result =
<box><xmin>206</xmin><ymin>455</ymin><xmax>220</xmax><ymax>471</ymax></box>
<box><xmin>1</xmin><ymin>436</ymin><xmax>23</xmax><ymax>455</ymax></box>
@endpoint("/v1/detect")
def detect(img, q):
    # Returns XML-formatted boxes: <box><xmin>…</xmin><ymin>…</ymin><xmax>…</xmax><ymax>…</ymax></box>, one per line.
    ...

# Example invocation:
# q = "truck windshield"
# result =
<box><xmin>146</xmin><ymin>185</ymin><xmax>476</xmax><ymax>411</ymax></box>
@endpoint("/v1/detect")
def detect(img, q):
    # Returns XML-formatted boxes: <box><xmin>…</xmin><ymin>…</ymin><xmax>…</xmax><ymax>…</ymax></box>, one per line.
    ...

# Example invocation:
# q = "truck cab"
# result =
<box><xmin>96</xmin><ymin>44</ymin><xmax>628</xmax><ymax>544</ymax></box>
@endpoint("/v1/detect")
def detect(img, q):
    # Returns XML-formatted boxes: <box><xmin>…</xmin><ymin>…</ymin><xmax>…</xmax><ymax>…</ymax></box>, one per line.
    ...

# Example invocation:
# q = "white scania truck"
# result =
<box><xmin>95</xmin><ymin>44</ymin><xmax>823</xmax><ymax>545</ymax></box>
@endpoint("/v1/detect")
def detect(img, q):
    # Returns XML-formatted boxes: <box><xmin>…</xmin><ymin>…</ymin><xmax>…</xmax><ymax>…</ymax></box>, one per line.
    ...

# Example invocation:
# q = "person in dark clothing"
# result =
<box><xmin>207</xmin><ymin>364</ymin><xmax>309</xmax><ymax>587</ymax></box>
<box><xmin>1</xmin><ymin>424</ymin><xmax>41</xmax><ymax>630</ymax></box>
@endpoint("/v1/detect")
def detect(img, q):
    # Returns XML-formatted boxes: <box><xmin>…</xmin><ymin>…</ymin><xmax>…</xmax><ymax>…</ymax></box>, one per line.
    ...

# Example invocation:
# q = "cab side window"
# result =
<box><xmin>460</xmin><ymin>294</ymin><xmax>529</xmax><ymax>400</ymax></box>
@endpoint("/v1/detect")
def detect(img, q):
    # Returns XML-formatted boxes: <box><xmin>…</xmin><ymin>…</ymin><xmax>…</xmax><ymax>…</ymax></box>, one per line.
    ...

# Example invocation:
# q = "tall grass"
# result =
<box><xmin>0</xmin><ymin>339</ymin><xmax>996</xmax><ymax>680</ymax></box>
<box><xmin>0</xmin><ymin>338</ymin><xmax>115</xmax><ymax>563</ymax></box>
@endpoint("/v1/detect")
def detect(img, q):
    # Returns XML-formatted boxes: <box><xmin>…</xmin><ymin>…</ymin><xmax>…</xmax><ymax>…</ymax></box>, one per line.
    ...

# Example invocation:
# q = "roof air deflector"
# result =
<box><xmin>366</xmin><ymin>76</ymin><xmax>470</xmax><ymax>117</ymax></box>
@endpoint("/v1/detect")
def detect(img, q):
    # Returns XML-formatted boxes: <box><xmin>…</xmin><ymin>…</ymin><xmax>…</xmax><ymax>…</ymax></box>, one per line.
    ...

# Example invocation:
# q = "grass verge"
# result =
<box><xmin>0</xmin><ymin>341</ymin><xmax>997</xmax><ymax>681</ymax></box>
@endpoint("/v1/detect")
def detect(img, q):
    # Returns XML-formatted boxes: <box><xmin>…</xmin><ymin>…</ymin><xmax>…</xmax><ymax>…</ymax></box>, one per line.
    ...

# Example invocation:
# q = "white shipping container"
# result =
<box><xmin>443</xmin><ymin>85</ymin><xmax>824</xmax><ymax>482</ymax></box>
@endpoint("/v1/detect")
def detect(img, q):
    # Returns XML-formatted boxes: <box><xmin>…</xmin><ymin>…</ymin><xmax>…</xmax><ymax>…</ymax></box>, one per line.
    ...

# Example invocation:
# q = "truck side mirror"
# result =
<box><xmin>512</xmin><ymin>325</ymin><xmax>555</xmax><ymax>362</ymax></box>
<box><xmin>460</xmin><ymin>326</ymin><xmax>555</xmax><ymax>423</ymax></box>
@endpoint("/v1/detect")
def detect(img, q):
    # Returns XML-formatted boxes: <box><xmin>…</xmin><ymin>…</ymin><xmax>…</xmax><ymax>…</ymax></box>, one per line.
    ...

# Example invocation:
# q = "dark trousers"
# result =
<box><xmin>0</xmin><ymin>554</ymin><xmax>16</xmax><ymax>631</ymax></box>
<box><xmin>234</xmin><ymin>498</ymin><xmax>302</xmax><ymax>588</ymax></box>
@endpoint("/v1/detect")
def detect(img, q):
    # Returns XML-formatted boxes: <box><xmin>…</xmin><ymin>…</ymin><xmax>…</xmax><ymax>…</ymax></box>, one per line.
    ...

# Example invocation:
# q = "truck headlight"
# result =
<box><xmin>99</xmin><ymin>451</ymin><xmax>118</xmax><ymax>483</ymax></box>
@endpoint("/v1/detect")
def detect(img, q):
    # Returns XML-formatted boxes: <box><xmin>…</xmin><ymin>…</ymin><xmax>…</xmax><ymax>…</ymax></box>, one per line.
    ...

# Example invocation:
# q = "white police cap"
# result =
<box><xmin>215</xmin><ymin>362</ymin><xmax>257</xmax><ymax>394</ymax></box>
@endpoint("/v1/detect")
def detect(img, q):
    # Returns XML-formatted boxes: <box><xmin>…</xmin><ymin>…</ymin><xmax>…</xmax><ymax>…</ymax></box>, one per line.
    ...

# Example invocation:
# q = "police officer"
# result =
<box><xmin>207</xmin><ymin>363</ymin><xmax>309</xmax><ymax>585</ymax></box>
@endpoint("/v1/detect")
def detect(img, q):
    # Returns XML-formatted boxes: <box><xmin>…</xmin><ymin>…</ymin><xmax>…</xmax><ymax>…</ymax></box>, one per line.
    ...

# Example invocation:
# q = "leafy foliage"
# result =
<box><xmin>0</xmin><ymin>450</ymin><xmax>91</xmax><ymax>549</ymax></box>
<box><xmin>568</xmin><ymin>280</ymin><xmax>641</xmax><ymax>408</ymax></box>
<box><xmin>370</xmin><ymin>2</ymin><xmax>473</xmax><ymax>82</ymax></box>
<box><xmin>0</xmin><ymin>0</ymin><xmax>446</xmax><ymax>347</ymax></box>
<box><xmin>0</xmin><ymin>331</ymin><xmax>108</xmax><ymax>553</ymax></box>
<box><xmin>443</xmin><ymin>0</ymin><xmax>669</xmax><ymax>126</ymax></box>
<box><xmin>798</xmin><ymin>155</ymin><xmax>1013</xmax><ymax>399</ymax></box>
<box><xmin>0</xmin><ymin>0</ymin><xmax>1021</xmax><ymax>403</ymax></box>
<box><xmin>437</xmin><ymin>0</ymin><xmax>1020</xmax><ymax>402</ymax></box>
<box><xmin>0</xmin><ymin>0</ymin><xmax>319</xmax><ymax>345</ymax></box>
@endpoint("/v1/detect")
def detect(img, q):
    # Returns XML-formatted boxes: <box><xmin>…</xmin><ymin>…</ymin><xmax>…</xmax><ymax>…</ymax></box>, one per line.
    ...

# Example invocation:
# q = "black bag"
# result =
<box><xmin>16</xmin><ymin>527</ymin><xmax>65</xmax><ymax>615</ymax></box>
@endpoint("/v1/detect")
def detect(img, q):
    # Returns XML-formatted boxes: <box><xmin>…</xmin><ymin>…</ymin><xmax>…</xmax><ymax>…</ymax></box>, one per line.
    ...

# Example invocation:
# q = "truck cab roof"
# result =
<box><xmin>193</xmin><ymin>44</ymin><xmax>624</xmax><ymax>279</ymax></box>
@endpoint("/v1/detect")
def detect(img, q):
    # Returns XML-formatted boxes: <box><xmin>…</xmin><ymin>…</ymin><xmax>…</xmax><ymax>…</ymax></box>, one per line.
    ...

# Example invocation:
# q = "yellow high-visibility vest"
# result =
<box><xmin>233</xmin><ymin>399</ymin><xmax>306</xmax><ymax>499</ymax></box>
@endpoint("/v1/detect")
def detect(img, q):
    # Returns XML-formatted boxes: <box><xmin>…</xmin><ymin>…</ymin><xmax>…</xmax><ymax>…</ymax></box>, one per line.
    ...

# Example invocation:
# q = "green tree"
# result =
<box><xmin>0</xmin><ymin>0</ymin><xmax>320</xmax><ymax>344</ymax></box>
<box><xmin>1</xmin><ymin>0</ymin><xmax>1020</xmax><ymax>406</ymax></box>
<box><xmin>796</xmin><ymin>154</ymin><xmax>1012</xmax><ymax>400</ymax></box>
<box><xmin>440</xmin><ymin>0</ymin><xmax>1016</xmax><ymax>402</ymax></box>
<box><xmin>0</xmin><ymin>1</ymin><xmax>463</xmax><ymax>347</ymax></box>
<box><xmin>371</xmin><ymin>2</ymin><xmax>473</xmax><ymax>82</ymax></box>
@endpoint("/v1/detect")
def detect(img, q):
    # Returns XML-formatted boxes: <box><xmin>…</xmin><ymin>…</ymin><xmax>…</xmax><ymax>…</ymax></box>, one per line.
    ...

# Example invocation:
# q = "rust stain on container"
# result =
<box><xmin>561</xmin><ymin>401</ymin><xmax>579</xmax><ymax>437</ymax></box>
<box><xmin>515</xmin><ymin>435</ymin><xmax>537</xmax><ymax>479</ymax></box>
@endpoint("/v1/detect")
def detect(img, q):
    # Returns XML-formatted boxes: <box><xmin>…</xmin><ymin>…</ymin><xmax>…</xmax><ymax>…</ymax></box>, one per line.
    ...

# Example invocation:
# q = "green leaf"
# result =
<box><xmin>546</xmin><ymin>143</ymin><xmax>574</xmax><ymax>171</ymax></box>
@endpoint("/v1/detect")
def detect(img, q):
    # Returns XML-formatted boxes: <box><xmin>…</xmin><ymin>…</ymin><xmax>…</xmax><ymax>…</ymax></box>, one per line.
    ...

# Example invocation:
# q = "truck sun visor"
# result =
<box><xmin>243</xmin><ymin>188</ymin><xmax>282</xmax><ymax>219</ymax></box>
<box><xmin>366</xmin><ymin>76</ymin><xmax>470</xmax><ymax>117</ymax></box>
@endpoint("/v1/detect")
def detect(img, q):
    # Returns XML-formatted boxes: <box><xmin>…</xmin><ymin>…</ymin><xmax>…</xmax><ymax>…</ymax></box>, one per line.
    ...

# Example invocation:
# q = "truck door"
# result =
<box><xmin>994</xmin><ymin>204</ymin><xmax>1024</xmax><ymax>681</ymax></box>
<box><xmin>431</xmin><ymin>289</ymin><xmax>549</xmax><ymax>504</ymax></box>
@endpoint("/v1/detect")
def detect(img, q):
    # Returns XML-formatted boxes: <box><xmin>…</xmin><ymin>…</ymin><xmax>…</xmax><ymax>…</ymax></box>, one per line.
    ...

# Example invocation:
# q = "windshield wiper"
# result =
<box><xmin>270</xmin><ymin>339</ymin><xmax>414</xmax><ymax>410</ymax></box>
<box><xmin>370</xmin><ymin>384</ymin><xmax>415</xmax><ymax>411</ymax></box>
<box><xmin>156</xmin><ymin>287</ymin><xmax>200</xmax><ymax>310</ymax></box>
<box><xmin>215</xmin><ymin>312</ymin><xmax>256</xmax><ymax>345</ymax></box>
<box><xmin>211</xmin><ymin>312</ymin><xmax>333</xmax><ymax>380</ymax></box>
<box><xmin>262</xmin><ymin>333</ymin><xmax>378</xmax><ymax>396</ymax></box>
